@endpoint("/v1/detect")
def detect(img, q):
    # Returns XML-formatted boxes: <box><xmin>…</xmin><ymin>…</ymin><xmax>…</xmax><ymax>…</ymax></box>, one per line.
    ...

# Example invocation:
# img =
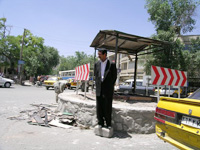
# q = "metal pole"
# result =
<box><xmin>84</xmin><ymin>80</ymin><xmax>87</xmax><ymax>99</ymax></box>
<box><xmin>157</xmin><ymin>85</ymin><xmax>160</xmax><ymax>102</ymax></box>
<box><xmin>168</xmin><ymin>86</ymin><xmax>171</xmax><ymax>97</ymax></box>
<box><xmin>19</xmin><ymin>28</ymin><xmax>26</xmax><ymax>85</ymax></box>
<box><xmin>114</xmin><ymin>34</ymin><xmax>118</xmax><ymax>64</ymax></box>
<box><xmin>178</xmin><ymin>87</ymin><xmax>180</xmax><ymax>98</ymax></box>
<box><xmin>76</xmin><ymin>81</ymin><xmax>79</xmax><ymax>95</ymax></box>
<box><xmin>115</xmin><ymin>34</ymin><xmax>119</xmax><ymax>85</ymax></box>
<box><xmin>133</xmin><ymin>53</ymin><xmax>138</xmax><ymax>93</ymax></box>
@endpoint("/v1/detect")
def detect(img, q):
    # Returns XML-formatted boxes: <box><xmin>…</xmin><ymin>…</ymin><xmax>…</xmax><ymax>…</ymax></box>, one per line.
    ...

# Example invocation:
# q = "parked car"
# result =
<box><xmin>154</xmin><ymin>88</ymin><xmax>200</xmax><ymax>149</ymax></box>
<box><xmin>0</xmin><ymin>76</ymin><xmax>15</xmax><ymax>88</ymax></box>
<box><xmin>154</xmin><ymin>86</ymin><xmax>184</xmax><ymax>98</ymax></box>
<box><xmin>66</xmin><ymin>78</ymin><xmax>91</xmax><ymax>92</ymax></box>
<box><xmin>115</xmin><ymin>79</ymin><xmax>155</xmax><ymax>96</ymax></box>
<box><xmin>44</xmin><ymin>77</ymin><xmax>60</xmax><ymax>90</ymax></box>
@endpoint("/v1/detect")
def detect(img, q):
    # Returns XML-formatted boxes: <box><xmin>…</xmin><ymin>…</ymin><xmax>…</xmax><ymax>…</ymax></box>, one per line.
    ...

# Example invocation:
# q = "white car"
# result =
<box><xmin>0</xmin><ymin>76</ymin><xmax>15</xmax><ymax>88</ymax></box>
<box><xmin>154</xmin><ymin>86</ymin><xmax>183</xmax><ymax>98</ymax></box>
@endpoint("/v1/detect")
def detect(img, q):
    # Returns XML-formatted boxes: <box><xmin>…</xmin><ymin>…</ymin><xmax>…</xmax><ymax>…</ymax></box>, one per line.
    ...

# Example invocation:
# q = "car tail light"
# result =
<box><xmin>154</xmin><ymin>107</ymin><xmax>176</xmax><ymax>123</ymax></box>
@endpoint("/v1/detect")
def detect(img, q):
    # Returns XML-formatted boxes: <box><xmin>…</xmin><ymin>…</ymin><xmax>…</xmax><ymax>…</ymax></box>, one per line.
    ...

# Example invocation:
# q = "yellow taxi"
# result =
<box><xmin>44</xmin><ymin>77</ymin><xmax>60</xmax><ymax>90</ymax></box>
<box><xmin>66</xmin><ymin>78</ymin><xmax>77</xmax><ymax>89</ymax></box>
<box><xmin>154</xmin><ymin>88</ymin><xmax>200</xmax><ymax>149</ymax></box>
<box><xmin>155</xmin><ymin>86</ymin><xmax>183</xmax><ymax>98</ymax></box>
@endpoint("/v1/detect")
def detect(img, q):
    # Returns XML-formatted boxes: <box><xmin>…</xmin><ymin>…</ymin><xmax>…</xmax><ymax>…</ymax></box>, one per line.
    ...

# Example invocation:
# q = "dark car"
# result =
<box><xmin>116</xmin><ymin>79</ymin><xmax>155</xmax><ymax>96</ymax></box>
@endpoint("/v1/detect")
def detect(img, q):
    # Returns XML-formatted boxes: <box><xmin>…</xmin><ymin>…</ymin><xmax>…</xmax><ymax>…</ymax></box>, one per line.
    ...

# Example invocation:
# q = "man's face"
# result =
<box><xmin>98</xmin><ymin>51</ymin><xmax>106</xmax><ymax>62</ymax></box>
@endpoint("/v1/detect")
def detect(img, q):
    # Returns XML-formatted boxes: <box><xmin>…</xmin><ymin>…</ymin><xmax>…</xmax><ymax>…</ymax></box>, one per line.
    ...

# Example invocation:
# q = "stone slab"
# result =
<box><xmin>94</xmin><ymin>126</ymin><xmax>113</xmax><ymax>138</ymax></box>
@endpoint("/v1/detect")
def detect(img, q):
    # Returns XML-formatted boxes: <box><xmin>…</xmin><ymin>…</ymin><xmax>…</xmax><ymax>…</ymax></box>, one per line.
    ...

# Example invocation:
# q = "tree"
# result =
<box><xmin>0</xmin><ymin>18</ymin><xmax>20</xmax><ymax>75</ymax></box>
<box><xmin>22</xmin><ymin>30</ymin><xmax>60</xmax><ymax>76</ymax></box>
<box><xmin>0</xmin><ymin>18</ymin><xmax>15</xmax><ymax>75</ymax></box>
<box><xmin>0</xmin><ymin>18</ymin><xmax>60</xmax><ymax>79</ymax></box>
<box><xmin>57</xmin><ymin>51</ymin><xmax>96</xmax><ymax>72</ymax></box>
<box><xmin>145</xmin><ymin>0</ymin><xmax>199</xmax><ymax>34</ymax></box>
<box><xmin>183</xmin><ymin>37</ymin><xmax>200</xmax><ymax>77</ymax></box>
<box><xmin>38</xmin><ymin>46</ymin><xmax>60</xmax><ymax>75</ymax></box>
<box><xmin>144</xmin><ymin>0</ymin><xmax>199</xmax><ymax>73</ymax></box>
<box><xmin>3</xmin><ymin>36</ymin><xmax>21</xmax><ymax>74</ymax></box>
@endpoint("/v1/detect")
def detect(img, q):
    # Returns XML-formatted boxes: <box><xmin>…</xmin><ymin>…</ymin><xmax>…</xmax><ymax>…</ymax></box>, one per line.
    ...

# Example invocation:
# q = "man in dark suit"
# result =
<box><xmin>94</xmin><ymin>49</ymin><xmax>117</xmax><ymax>128</ymax></box>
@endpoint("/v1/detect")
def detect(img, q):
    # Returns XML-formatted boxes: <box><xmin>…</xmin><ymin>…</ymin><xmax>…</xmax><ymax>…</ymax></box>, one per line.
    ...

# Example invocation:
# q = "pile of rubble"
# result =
<box><xmin>8</xmin><ymin>103</ymin><xmax>77</xmax><ymax>129</ymax></box>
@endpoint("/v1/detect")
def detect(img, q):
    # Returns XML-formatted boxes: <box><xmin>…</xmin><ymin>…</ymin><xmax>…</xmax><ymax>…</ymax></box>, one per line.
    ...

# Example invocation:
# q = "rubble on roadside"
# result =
<box><xmin>7</xmin><ymin>103</ymin><xmax>78</xmax><ymax>129</ymax></box>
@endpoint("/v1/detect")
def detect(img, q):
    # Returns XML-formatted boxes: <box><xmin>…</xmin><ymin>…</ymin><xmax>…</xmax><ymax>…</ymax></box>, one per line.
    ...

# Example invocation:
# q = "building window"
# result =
<box><xmin>122</xmin><ymin>54</ymin><xmax>127</xmax><ymax>58</ymax></box>
<box><xmin>137</xmin><ymin>72</ymin><xmax>143</xmax><ymax>74</ymax></box>
<box><xmin>110</xmin><ymin>55</ymin><xmax>115</xmax><ymax>62</ymax></box>
<box><xmin>138</xmin><ymin>76</ymin><xmax>143</xmax><ymax>79</ymax></box>
<box><xmin>128</xmin><ymin>61</ymin><xmax>135</xmax><ymax>69</ymax></box>
<box><xmin>138</xmin><ymin>60</ymin><xmax>145</xmax><ymax>68</ymax></box>
<box><xmin>121</xmin><ymin>62</ymin><xmax>127</xmax><ymax>70</ymax></box>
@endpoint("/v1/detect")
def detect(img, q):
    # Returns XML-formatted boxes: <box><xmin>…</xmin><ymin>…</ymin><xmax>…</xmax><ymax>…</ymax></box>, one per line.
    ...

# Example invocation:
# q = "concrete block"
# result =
<box><xmin>94</xmin><ymin>126</ymin><xmax>113</xmax><ymax>138</ymax></box>
<box><xmin>94</xmin><ymin>125</ymin><xmax>103</xmax><ymax>136</ymax></box>
<box><xmin>102</xmin><ymin>127</ymin><xmax>113</xmax><ymax>138</ymax></box>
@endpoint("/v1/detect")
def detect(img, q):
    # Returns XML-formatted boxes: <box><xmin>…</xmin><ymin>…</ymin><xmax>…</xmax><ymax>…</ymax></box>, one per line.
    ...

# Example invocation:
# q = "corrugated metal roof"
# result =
<box><xmin>90</xmin><ymin>30</ymin><xmax>169</xmax><ymax>55</ymax></box>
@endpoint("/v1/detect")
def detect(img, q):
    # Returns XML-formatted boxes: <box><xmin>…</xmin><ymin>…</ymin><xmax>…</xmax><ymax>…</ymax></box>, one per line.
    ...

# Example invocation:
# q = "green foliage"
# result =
<box><xmin>144</xmin><ymin>0</ymin><xmax>199</xmax><ymax>75</ymax></box>
<box><xmin>0</xmin><ymin>18</ymin><xmax>6</xmax><ymax>35</ymax></box>
<box><xmin>145</xmin><ymin>0</ymin><xmax>199</xmax><ymax>34</ymax></box>
<box><xmin>57</xmin><ymin>51</ymin><xmax>96</xmax><ymax>72</ymax></box>
<box><xmin>0</xmin><ymin>35</ymin><xmax>21</xmax><ymax>74</ymax></box>
<box><xmin>58</xmin><ymin>55</ymin><xmax>76</xmax><ymax>71</ymax></box>
<box><xmin>0</xmin><ymin>17</ymin><xmax>96</xmax><ymax>78</ymax></box>
<box><xmin>183</xmin><ymin>37</ymin><xmax>200</xmax><ymax>77</ymax></box>
<box><xmin>189</xmin><ymin>37</ymin><xmax>200</xmax><ymax>53</ymax></box>
<box><xmin>144</xmin><ymin>29</ymin><xmax>185</xmax><ymax>73</ymax></box>
<box><xmin>39</xmin><ymin>46</ymin><xmax>60</xmax><ymax>75</ymax></box>
<box><xmin>0</xmin><ymin>18</ymin><xmax>60</xmax><ymax>78</ymax></box>
<box><xmin>22</xmin><ymin>30</ymin><xmax>60</xmax><ymax>76</ymax></box>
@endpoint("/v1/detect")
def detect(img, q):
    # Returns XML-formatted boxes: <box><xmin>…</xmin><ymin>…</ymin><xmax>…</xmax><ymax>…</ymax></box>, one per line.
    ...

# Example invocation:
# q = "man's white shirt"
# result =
<box><xmin>100</xmin><ymin>59</ymin><xmax>108</xmax><ymax>81</ymax></box>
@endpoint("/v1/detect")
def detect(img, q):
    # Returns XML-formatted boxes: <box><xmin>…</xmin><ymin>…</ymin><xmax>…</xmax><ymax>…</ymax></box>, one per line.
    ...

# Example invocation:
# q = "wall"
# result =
<box><xmin>57</xmin><ymin>93</ymin><xmax>157</xmax><ymax>134</ymax></box>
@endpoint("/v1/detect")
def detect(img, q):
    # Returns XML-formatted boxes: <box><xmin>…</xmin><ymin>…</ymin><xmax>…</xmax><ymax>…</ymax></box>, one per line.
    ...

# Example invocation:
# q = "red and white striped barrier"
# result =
<box><xmin>75</xmin><ymin>63</ymin><xmax>90</xmax><ymax>81</ymax></box>
<box><xmin>151</xmin><ymin>66</ymin><xmax>187</xmax><ymax>87</ymax></box>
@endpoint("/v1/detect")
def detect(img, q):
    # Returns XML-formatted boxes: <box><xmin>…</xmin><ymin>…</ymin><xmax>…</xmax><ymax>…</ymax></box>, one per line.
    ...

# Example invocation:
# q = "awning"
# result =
<box><xmin>90</xmin><ymin>30</ymin><xmax>169</xmax><ymax>56</ymax></box>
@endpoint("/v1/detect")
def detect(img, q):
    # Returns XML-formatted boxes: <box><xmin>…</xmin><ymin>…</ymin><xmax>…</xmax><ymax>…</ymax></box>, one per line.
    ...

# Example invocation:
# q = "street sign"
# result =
<box><xmin>18</xmin><ymin>60</ymin><xmax>25</xmax><ymax>65</ymax></box>
<box><xmin>151</xmin><ymin>65</ymin><xmax>187</xmax><ymax>87</ymax></box>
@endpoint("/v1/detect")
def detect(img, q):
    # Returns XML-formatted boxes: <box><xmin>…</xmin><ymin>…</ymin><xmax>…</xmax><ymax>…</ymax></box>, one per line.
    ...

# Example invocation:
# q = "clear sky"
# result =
<box><xmin>0</xmin><ymin>0</ymin><xmax>199</xmax><ymax>57</ymax></box>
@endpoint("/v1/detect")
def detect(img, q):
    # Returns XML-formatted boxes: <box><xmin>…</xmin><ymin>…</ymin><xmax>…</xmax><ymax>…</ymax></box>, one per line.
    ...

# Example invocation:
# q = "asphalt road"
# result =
<box><xmin>0</xmin><ymin>84</ymin><xmax>179</xmax><ymax>150</ymax></box>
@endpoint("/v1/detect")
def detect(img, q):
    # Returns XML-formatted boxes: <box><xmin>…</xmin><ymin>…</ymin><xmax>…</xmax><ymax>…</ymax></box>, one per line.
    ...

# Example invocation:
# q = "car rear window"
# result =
<box><xmin>123</xmin><ymin>82</ymin><xmax>131</xmax><ymax>86</ymax></box>
<box><xmin>188</xmin><ymin>88</ymin><xmax>200</xmax><ymax>100</ymax></box>
<box><xmin>48</xmin><ymin>77</ymin><xmax>57</xmax><ymax>81</ymax></box>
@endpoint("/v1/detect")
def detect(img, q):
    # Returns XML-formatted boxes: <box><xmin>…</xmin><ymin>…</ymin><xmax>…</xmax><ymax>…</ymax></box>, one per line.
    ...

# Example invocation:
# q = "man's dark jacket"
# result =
<box><xmin>94</xmin><ymin>59</ymin><xmax>117</xmax><ymax>97</ymax></box>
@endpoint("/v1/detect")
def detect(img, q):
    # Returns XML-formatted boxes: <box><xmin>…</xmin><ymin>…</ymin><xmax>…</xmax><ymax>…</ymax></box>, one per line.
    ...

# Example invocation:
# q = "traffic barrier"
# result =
<box><xmin>151</xmin><ymin>66</ymin><xmax>187</xmax><ymax>87</ymax></box>
<box><xmin>75</xmin><ymin>63</ymin><xmax>90</xmax><ymax>81</ymax></box>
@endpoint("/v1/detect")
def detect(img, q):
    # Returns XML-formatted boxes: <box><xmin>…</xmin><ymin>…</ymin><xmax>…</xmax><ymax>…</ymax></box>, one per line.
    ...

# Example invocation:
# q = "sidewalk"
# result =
<box><xmin>23</xmin><ymin>80</ymin><xmax>33</xmax><ymax>86</ymax></box>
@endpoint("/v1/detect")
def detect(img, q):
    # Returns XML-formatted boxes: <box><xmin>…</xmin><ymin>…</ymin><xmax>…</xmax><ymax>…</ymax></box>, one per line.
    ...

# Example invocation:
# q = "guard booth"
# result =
<box><xmin>90</xmin><ymin>30</ymin><xmax>169</xmax><ymax>95</ymax></box>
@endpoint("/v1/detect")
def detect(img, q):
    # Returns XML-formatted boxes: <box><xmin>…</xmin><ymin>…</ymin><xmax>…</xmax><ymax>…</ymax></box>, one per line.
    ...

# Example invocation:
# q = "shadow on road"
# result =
<box><xmin>113</xmin><ymin>131</ymin><xmax>132</xmax><ymax>139</ymax></box>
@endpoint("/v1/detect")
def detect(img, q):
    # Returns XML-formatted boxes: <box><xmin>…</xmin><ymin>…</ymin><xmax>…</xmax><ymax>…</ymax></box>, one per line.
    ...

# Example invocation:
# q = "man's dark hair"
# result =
<box><xmin>98</xmin><ymin>49</ymin><xmax>107</xmax><ymax>55</ymax></box>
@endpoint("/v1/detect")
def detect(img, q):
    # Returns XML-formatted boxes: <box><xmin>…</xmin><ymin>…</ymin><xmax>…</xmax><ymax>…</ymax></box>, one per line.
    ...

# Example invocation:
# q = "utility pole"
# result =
<box><xmin>2</xmin><ymin>20</ymin><xmax>7</xmax><ymax>76</ymax></box>
<box><xmin>19</xmin><ymin>28</ymin><xmax>26</xmax><ymax>85</ymax></box>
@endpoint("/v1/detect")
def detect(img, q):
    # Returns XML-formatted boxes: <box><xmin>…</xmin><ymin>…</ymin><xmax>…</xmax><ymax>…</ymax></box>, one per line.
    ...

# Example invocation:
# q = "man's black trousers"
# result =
<box><xmin>96</xmin><ymin>94</ymin><xmax>113</xmax><ymax>127</ymax></box>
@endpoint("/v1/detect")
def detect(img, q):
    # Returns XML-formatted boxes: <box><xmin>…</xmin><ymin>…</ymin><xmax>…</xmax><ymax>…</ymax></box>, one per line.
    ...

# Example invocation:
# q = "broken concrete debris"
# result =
<box><xmin>49</xmin><ymin>119</ymin><xmax>72</xmax><ymax>129</ymax></box>
<box><xmin>8</xmin><ymin>103</ymin><xmax>77</xmax><ymax>129</ymax></box>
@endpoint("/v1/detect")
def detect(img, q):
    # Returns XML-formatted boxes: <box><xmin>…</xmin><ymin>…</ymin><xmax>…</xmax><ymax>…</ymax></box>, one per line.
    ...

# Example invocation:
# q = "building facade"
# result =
<box><xmin>107</xmin><ymin>35</ymin><xmax>200</xmax><ymax>84</ymax></box>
